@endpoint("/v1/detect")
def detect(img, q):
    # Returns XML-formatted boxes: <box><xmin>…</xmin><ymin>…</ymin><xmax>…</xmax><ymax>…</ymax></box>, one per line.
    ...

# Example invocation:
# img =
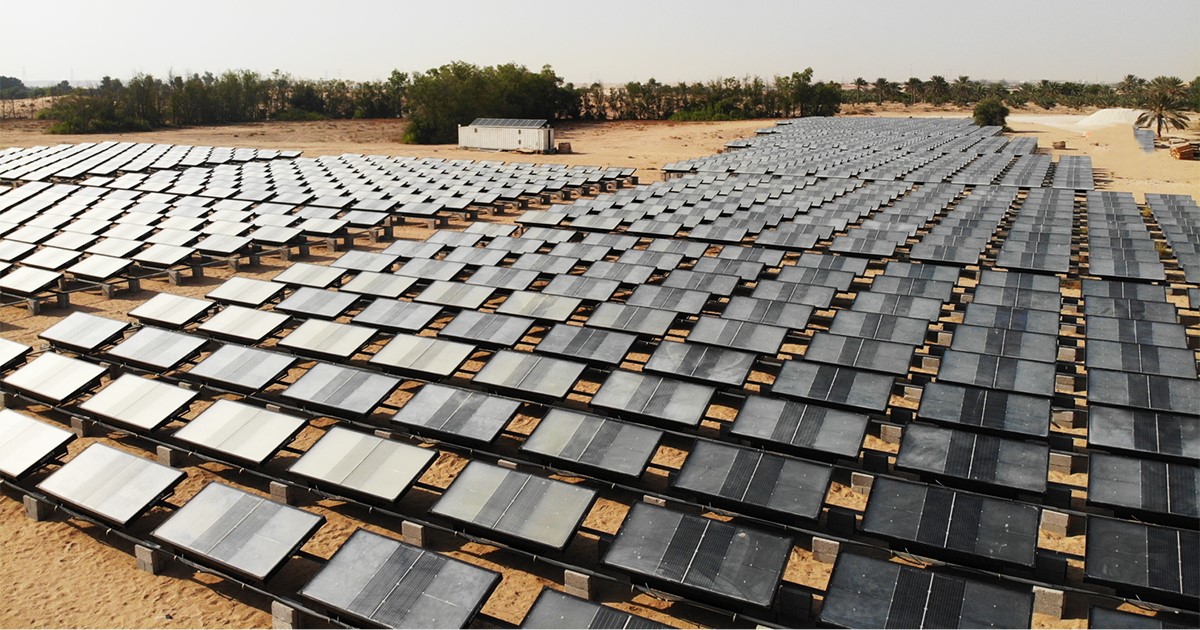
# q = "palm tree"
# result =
<box><xmin>853</xmin><ymin>77</ymin><xmax>868</xmax><ymax>103</ymax></box>
<box><xmin>1116</xmin><ymin>74</ymin><xmax>1146</xmax><ymax>105</ymax></box>
<box><xmin>927</xmin><ymin>75</ymin><xmax>950</xmax><ymax>105</ymax></box>
<box><xmin>904</xmin><ymin>77</ymin><xmax>924</xmax><ymax>105</ymax></box>
<box><xmin>1137</xmin><ymin>76</ymin><xmax>1190</xmax><ymax>138</ymax></box>
<box><xmin>953</xmin><ymin>75</ymin><xmax>974</xmax><ymax>105</ymax></box>
<box><xmin>873</xmin><ymin>77</ymin><xmax>889</xmax><ymax>106</ymax></box>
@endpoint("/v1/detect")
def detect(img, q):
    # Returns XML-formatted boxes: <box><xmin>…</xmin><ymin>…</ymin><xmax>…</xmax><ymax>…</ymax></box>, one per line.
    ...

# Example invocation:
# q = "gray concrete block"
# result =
<box><xmin>23</xmin><ymin>495</ymin><xmax>52</xmax><ymax>521</ymax></box>
<box><xmin>642</xmin><ymin>495</ymin><xmax>667</xmax><ymax>507</ymax></box>
<box><xmin>1049</xmin><ymin>453</ymin><xmax>1073</xmax><ymax>475</ymax></box>
<box><xmin>880</xmin><ymin>424</ymin><xmax>903</xmax><ymax>445</ymax></box>
<box><xmin>1032</xmin><ymin>586</ymin><xmax>1063</xmax><ymax>618</ymax></box>
<box><xmin>156</xmin><ymin>445</ymin><xmax>183</xmax><ymax>468</ymax></box>
<box><xmin>563</xmin><ymin>569</ymin><xmax>593</xmax><ymax>600</ymax></box>
<box><xmin>811</xmin><ymin>536</ymin><xmax>840</xmax><ymax>564</ymax></box>
<box><xmin>1040</xmin><ymin>510</ymin><xmax>1070</xmax><ymax>537</ymax></box>
<box><xmin>270</xmin><ymin>481</ymin><xmax>298</xmax><ymax>505</ymax></box>
<box><xmin>851</xmin><ymin>472</ymin><xmax>875</xmax><ymax>496</ymax></box>
<box><xmin>135</xmin><ymin>544</ymin><xmax>167</xmax><ymax>575</ymax></box>
<box><xmin>271</xmin><ymin>601</ymin><xmax>301</xmax><ymax>630</ymax></box>
<box><xmin>401</xmin><ymin>521</ymin><xmax>426</xmax><ymax>548</ymax></box>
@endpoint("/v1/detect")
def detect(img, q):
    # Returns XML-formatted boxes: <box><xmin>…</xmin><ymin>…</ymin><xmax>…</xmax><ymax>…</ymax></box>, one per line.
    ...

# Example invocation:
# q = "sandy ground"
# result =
<box><xmin>1</xmin><ymin>111</ymin><xmax>1196</xmax><ymax>629</ymax></box>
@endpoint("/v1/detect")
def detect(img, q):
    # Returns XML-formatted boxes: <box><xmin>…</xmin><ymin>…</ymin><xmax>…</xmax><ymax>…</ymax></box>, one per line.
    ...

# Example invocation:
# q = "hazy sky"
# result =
<box><xmin>5</xmin><ymin>0</ymin><xmax>1198</xmax><ymax>85</ymax></box>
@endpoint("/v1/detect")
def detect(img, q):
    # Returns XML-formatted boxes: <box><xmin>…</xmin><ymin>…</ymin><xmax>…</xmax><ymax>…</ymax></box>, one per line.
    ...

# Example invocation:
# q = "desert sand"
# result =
<box><xmin>1</xmin><ymin>110</ymin><xmax>1196</xmax><ymax>629</ymax></box>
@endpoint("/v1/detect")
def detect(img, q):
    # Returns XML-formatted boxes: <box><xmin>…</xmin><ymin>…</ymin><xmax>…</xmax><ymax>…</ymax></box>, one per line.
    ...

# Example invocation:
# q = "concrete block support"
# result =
<box><xmin>135</xmin><ymin>544</ymin><xmax>168</xmax><ymax>575</ymax></box>
<box><xmin>1033</xmin><ymin>586</ymin><xmax>1064</xmax><ymax>618</ymax></box>
<box><xmin>271</xmin><ymin>601</ymin><xmax>301</xmax><ymax>630</ymax></box>
<box><xmin>270</xmin><ymin>481</ymin><xmax>298</xmax><ymax>505</ymax></box>
<box><xmin>23</xmin><ymin>495</ymin><xmax>52</xmax><ymax>521</ymax></box>
<box><xmin>563</xmin><ymin>569</ymin><xmax>594</xmax><ymax>600</ymax></box>
<box><xmin>1041</xmin><ymin>510</ymin><xmax>1070</xmax><ymax>537</ymax></box>
<box><xmin>811</xmin><ymin>536</ymin><xmax>840</xmax><ymax>564</ymax></box>
<box><xmin>401</xmin><ymin>521</ymin><xmax>427</xmax><ymax>548</ymax></box>
<box><xmin>156</xmin><ymin>445</ymin><xmax>184</xmax><ymax>467</ymax></box>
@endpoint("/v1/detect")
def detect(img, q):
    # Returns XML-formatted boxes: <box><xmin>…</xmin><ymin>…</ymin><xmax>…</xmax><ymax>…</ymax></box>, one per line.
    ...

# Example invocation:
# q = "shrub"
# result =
<box><xmin>973</xmin><ymin>97</ymin><xmax>1009</xmax><ymax>128</ymax></box>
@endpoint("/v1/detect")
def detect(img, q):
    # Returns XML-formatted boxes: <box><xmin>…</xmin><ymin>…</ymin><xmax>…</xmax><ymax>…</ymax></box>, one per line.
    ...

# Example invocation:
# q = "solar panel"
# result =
<box><xmin>626</xmin><ymin>285</ymin><xmax>710</xmax><ymax>314</ymax></box>
<box><xmin>339</xmin><ymin>271</ymin><xmax>417</xmax><ymax>298</ymax></box>
<box><xmin>521</xmin><ymin>408</ymin><xmax>661</xmax><ymax>480</ymax></box>
<box><xmin>603</xmin><ymin>502</ymin><xmax>792</xmax><ymax>609</ymax></box>
<box><xmin>351</xmin><ymin>297</ymin><xmax>441</xmax><ymax>333</ymax></box>
<box><xmin>585</xmin><ymin>303</ymin><xmax>676</xmax><ymax>337</ymax></box>
<box><xmin>38</xmin><ymin>312</ymin><xmax>130</xmax><ymax>353</ymax></box>
<box><xmin>288</xmin><ymin>426</ymin><xmax>437</xmax><ymax>503</ymax></box>
<box><xmin>391</xmin><ymin>383</ymin><xmax>520</xmax><ymax>445</ymax></box>
<box><xmin>440</xmin><ymin>310</ymin><xmax>535</xmax><ymax>347</ymax></box>
<box><xmin>850</xmin><ymin>292</ymin><xmax>943</xmax><ymax>321</ymax></box>
<box><xmin>473</xmin><ymin>350</ymin><xmax>586</xmax><ymax>399</ymax></box>
<box><xmin>205</xmin><ymin>277</ymin><xmax>285</xmax><ymax>307</ymax></box>
<box><xmin>432</xmin><ymin>461</ymin><xmax>597</xmax><ymax>551</ymax></box>
<box><xmin>37</xmin><ymin>443</ymin><xmax>184</xmax><ymax>527</ymax></box>
<box><xmin>686</xmin><ymin>316</ymin><xmax>787</xmax><ymax>355</ymax></box>
<box><xmin>172</xmin><ymin>399</ymin><xmax>306</xmax><ymax>465</ymax></box>
<box><xmin>535</xmin><ymin>324</ymin><xmax>636</xmax><ymax>366</ymax></box>
<box><xmin>1089</xmin><ymin>606</ymin><xmax>1195</xmax><ymax>629</ymax></box>
<box><xmin>661</xmin><ymin>269</ymin><xmax>739</xmax><ymax>297</ymax></box>
<box><xmin>1087</xmin><ymin>405</ymin><xmax>1199</xmax><ymax>462</ymax></box>
<box><xmin>897</xmin><ymin>423</ymin><xmax>1049</xmax><ymax>494</ymax></box>
<box><xmin>0</xmin><ymin>408</ymin><xmax>74</xmax><ymax>479</ymax></box>
<box><xmin>495</xmin><ymin>290</ymin><xmax>582</xmax><ymax>322</ymax></box>
<box><xmin>1086</xmin><ymin>340</ymin><xmax>1197</xmax><ymax>379</ymax></box>
<box><xmin>752</xmin><ymin>280</ymin><xmax>836</xmax><ymax>309</ymax></box>
<box><xmin>152</xmin><ymin>482</ymin><xmax>324</xmax><ymax>581</ymax></box>
<box><xmin>820</xmin><ymin>552</ymin><xmax>1033</xmax><ymax>628</ymax></box>
<box><xmin>949</xmin><ymin>325</ymin><xmax>1057</xmax><ymax>364</ymax></box>
<box><xmin>936</xmin><ymin>350</ymin><xmax>1057</xmax><ymax>397</ymax></box>
<box><xmin>198</xmin><ymin>305</ymin><xmax>290</xmax><ymax>343</ymax></box>
<box><xmin>414</xmin><ymin>280</ymin><xmax>495</xmax><ymax>310</ymax></box>
<box><xmin>278</xmin><ymin>319</ymin><xmax>377</xmax><ymax>360</ymax></box>
<box><xmin>773</xmin><ymin>361</ymin><xmax>893</xmax><ymax>412</ymax></box>
<box><xmin>106</xmin><ymin>327</ymin><xmax>207</xmax><ymax>371</ymax></box>
<box><xmin>542</xmin><ymin>275</ymin><xmax>619</xmax><ymax>302</ymax></box>
<box><xmin>643</xmin><ymin>340</ymin><xmax>755</xmax><ymax>387</ymax></box>
<box><xmin>129</xmin><ymin>293</ymin><xmax>213</xmax><ymax>328</ymax></box>
<box><xmin>1085</xmin><ymin>317</ymin><xmax>1189</xmax><ymax>348</ymax></box>
<box><xmin>79</xmin><ymin>374</ymin><xmax>197</xmax><ymax>431</ymax></box>
<box><xmin>917</xmin><ymin>382</ymin><xmax>1050</xmax><ymax>438</ymax></box>
<box><xmin>369</xmin><ymin>333</ymin><xmax>472</xmax><ymax>379</ymax></box>
<box><xmin>729</xmin><ymin>394</ymin><xmax>867</xmax><ymax>460</ymax></box>
<box><xmin>1084</xmin><ymin>516</ymin><xmax>1199</xmax><ymax>605</ymax></box>
<box><xmin>675</xmin><ymin>440</ymin><xmax>832</xmax><ymax>522</ymax></box>
<box><xmin>183</xmin><ymin>343</ymin><xmax>295</xmax><ymax>392</ymax></box>
<box><xmin>300</xmin><ymin>528</ymin><xmax>500</xmax><ymax>628</ymax></box>
<box><xmin>2</xmin><ymin>352</ymin><xmax>107</xmax><ymax>404</ymax></box>
<box><xmin>721</xmin><ymin>296</ymin><xmax>812</xmax><ymax>328</ymax></box>
<box><xmin>283</xmin><ymin>362</ymin><xmax>400</xmax><ymax>418</ymax></box>
<box><xmin>591</xmin><ymin>370</ymin><xmax>714</xmax><ymax>428</ymax></box>
<box><xmin>862</xmin><ymin>477</ymin><xmax>1040</xmax><ymax>568</ymax></box>
<box><xmin>1084</xmin><ymin>297</ymin><xmax>1179</xmax><ymax>324</ymax></box>
<box><xmin>1087</xmin><ymin>452</ymin><xmax>1198</xmax><ymax>520</ymax></box>
<box><xmin>522</xmin><ymin>588</ymin><xmax>667</xmax><ymax>629</ymax></box>
<box><xmin>275</xmin><ymin>287</ymin><xmax>359</xmax><ymax>319</ymax></box>
<box><xmin>1088</xmin><ymin>369</ymin><xmax>1200</xmax><ymax>416</ymax></box>
<box><xmin>963</xmin><ymin>303</ymin><xmax>1060</xmax><ymax>335</ymax></box>
<box><xmin>804</xmin><ymin>333</ymin><xmax>915</xmax><ymax>376</ymax></box>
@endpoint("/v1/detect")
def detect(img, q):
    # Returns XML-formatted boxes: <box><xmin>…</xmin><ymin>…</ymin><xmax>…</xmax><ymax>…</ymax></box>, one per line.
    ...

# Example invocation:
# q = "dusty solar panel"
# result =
<box><xmin>396</xmin><ymin>258</ymin><xmax>466</xmax><ymax>281</ymax></box>
<box><xmin>1086</xmin><ymin>340</ymin><xmax>1197</xmax><ymax>379</ymax></box>
<box><xmin>660</xmin><ymin>269</ymin><xmax>739</xmax><ymax>297</ymax></box>
<box><xmin>439</xmin><ymin>310</ymin><xmax>535</xmax><ymax>347</ymax></box>
<box><xmin>850</xmin><ymin>292</ymin><xmax>943</xmax><ymax>321</ymax></box>
<box><xmin>1084</xmin><ymin>297</ymin><xmax>1178</xmax><ymax>323</ymax></box>
<box><xmin>522</xmin><ymin>589</ymin><xmax>667</xmax><ymax>629</ymax></box>
<box><xmin>465</xmin><ymin>265</ymin><xmax>540</xmax><ymax>291</ymax></box>
<box><xmin>283</xmin><ymin>362</ymin><xmax>400</xmax><ymax>418</ymax></box>
<box><xmin>862</xmin><ymin>477</ymin><xmax>1040</xmax><ymax>568</ymax></box>
<box><xmin>288</xmin><ymin>426</ymin><xmax>436</xmax><ymax>502</ymax></box>
<box><xmin>205</xmin><ymin>277</ymin><xmax>285</xmax><ymax>307</ymax></box>
<box><xmin>339</xmin><ymin>271</ymin><xmax>417</xmax><ymax>299</ymax></box>
<box><xmin>495</xmin><ymin>290</ymin><xmax>582</xmax><ymax>322</ymax></box>
<box><xmin>129</xmin><ymin>293</ymin><xmax>213</xmax><ymax>328</ymax></box>
<box><xmin>198</xmin><ymin>305</ymin><xmax>290</xmax><ymax>343</ymax></box>
<box><xmin>1087</xmin><ymin>369</ymin><xmax>1200</xmax><ymax>416</ymax></box>
<box><xmin>274</xmin><ymin>287</ymin><xmax>359</xmax><ymax>319</ymax></box>
<box><xmin>299</xmin><ymin>528</ymin><xmax>500</xmax><ymax>628</ymax></box>
<box><xmin>105</xmin><ymin>326</ymin><xmax>207</xmax><ymax>371</ymax></box>
<box><xmin>542</xmin><ymin>274</ymin><xmax>619</xmax><ymax>302</ymax></box>
<box><xmin>184</xmin><ymin>343</ymin><xmax>295</xmax><ymax>392</ymax></box>
<box><xmin>371</xmin><ymin>334</ymin><xmax>474</xmax><ymax>378</ymax></box>
<box><xmin>0</xmin><ymin>408</ymin><xmax>74</xmax><ymax>479</ymax></box>
<box><xmin>38</xmin><ymin>312</ymin><xmax>130</xmax><ymax>353</ymax></box>
<box><xmin>721</xmin><ymin>296</ymin><xmax>812</xmax><ymax>329</ymax></box>
<box><xmin>0</xmin><ymin>267</ymin><xmax>64</xmax><ymax>296</ymax></box>
<box><xmin>473</xmin><ymin>350</ymin><xmax>586</xmax><ymax>399</ymax></box>
<box><xmin>674</xmin><ymin>440</ymin><xmax>832</xmax><ymax>522</ymax></box>
<box><xmin>603</xmin><ymin>502</ymin><xmax>792</xmax><ymax>609</ymax></box>
<box><xmin>772</xmin><ymin>361</ymin><xmax>893</xmax><ymax>412</ymax></box>
<box><xmin>432</xmin><ymin>461</ymin><xmax>597</xmax><ymax>551</ymax></box>
<box><xmin>2</xmin><ymin>352</ymin><xmax>107</xmax><ymax>404</ymax></box>
<box><xmin>937</xmin><ymin>350</ymin><xmax>1058</xmax><ymax>397</ymax></box>
<box><xmin>1084</xmin><ymin>516</ymin><xmax>1199</xmax><ymax>604</ymax></box>
<box><xmin>521</xmin><ymin>408</ymin><xmax>661</xmax><ymax>480</ymax></box>
<box><xmin>392</xmin><ymin>383</ymin><xmax>520</xmax><ymax>444</ymax></box>
<box><xmin>1089</xmin><ymin>607</ymin><xmax>1195</xmax><ymax>629</ymax></box>
<box><xmin>1085</xmin><ymin>317</ymin><xmax>1189</xmax><ymax>348</ymax></box>
<box><xmin>643</xmin><ymin>340</ymin><xmax>755</xmax><ymax>387</ymax></box>
<box><xmin>917</xmin><ymin>382</ymin><xmax>1050</xmax><ymax>438</ymax></box>
<box><xmin>414</xmin><ymin>280</ymin><xmax>495</xmax><ymax>309</ymax></box>
<box><xmin>752</xmin><ymin>279</ymin><xmax>836</xmax><ymax>309</ymax></box>
<box><xmin>1086</xmin><ymin>405</ymin><xmax>1199</xmax><ymax>462</ymax></box>
<box><xmin>152</xmin><ymin>482</ymin><xmax>324</xmax><ymax>581</ymax></box>
<box><xmin>626</xmin><ymin>285</ymin><xmax>710</xmax><ymax>314</ymax></box>
<box><xmin>804</xmin><ymin>333</ymin><xmax>915</xmax><ymax>375</ymax></box>
<box><xmin>535</xmin><ymin>323</ymin><xmax>636</xmax><ymax>366</ymax></box>
<box><xmin>1087</xmin><ymin>452</ymin><xmax>1198</xmax><ymax>520</ymax></box>
<box><xmin>278</xmin><ymin>319</ymin><xmax>377</xmax><ymax>360</ymax></box>
<box><xmin>820</xmin><ymin>552</ymin><xmax>1033</xmax><ymax>628</ymax></box>
<box><xmin>730</xmin><ymin>394</ymin><xmax>867</xmax><ymax>460</ymax></box>
<box><xmin>591</xmin><ymin>370</ymin><xmax>714</xmax><ymax>427</ymax></box>
<box><xmin>963</xmin><ymin>303</ymin><xmax>1061</xmax><ymax>335</ymax></box>
<box><xmin>79</xmin><ymin>374</ymin><xmax>197</xmax><ymax>431</ymax></box>
<box><xmin>351</xmin><ymin>297</ymin><xmax>441</xmax><ymax>333</ymax></box>
<box><xmin>173</xmin><ymin>399</ymin><xmax>306</xmax><ymax>465</ymax></box>
<box><xmin>37</xmin><ymin>443</ymin><xmax>184</xmax><ymax>527</ymax></box>
<box><xmin>949</xmin><ymin>325</ymin><xmax>1058</xmax><ymax>364</ymax></box>
<box><xmin>585</xmin><ymin>303</ymin><xmax>676</xmax><ymax>337</ymax></box>
<box><xmin>272</xmin><ymin>262</ymin><xmax>347</xmax><ymax>289</ymax></box>
<box><xmin>897</xmin><ymin>423</ymin><xmax>1049</xmax><ymax>495</ymax></box>
<box><xmin>687</xmin><ymin>316</ymin><xmax>787</xmax><ymax>355</ymax></box>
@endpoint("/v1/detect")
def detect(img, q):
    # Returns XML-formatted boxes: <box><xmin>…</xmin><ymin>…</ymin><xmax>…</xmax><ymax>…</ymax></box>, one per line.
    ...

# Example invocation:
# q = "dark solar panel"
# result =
<box><xmin>590</xmin><ymin>370</ymin><xmax>714</xmax><ymax>428</ymax></box>
<box><xmin>803</xmin><ymin>333</ymin><xmax>915</xmax><ymax>375</ymax></box>
<box><xmin>674</xmin><ymin>440</ymin><xmax>832</xmax><ymax>522</ymax></box>
<box><xmin>1088</xmin><ymin>452</ymin><xmax>1198</xmax><ymax>520</ymax></box>
<box><xmin>1084</xmin><ymin>516</ymin><xmax>1199</xmax><ymax>604</ymax></box>
<box><xmin>282</xmin><ymin>362</ymin><xmax>400</xmax><ymax>418</ymax></box>
<box><xmin>643</xmin><ymin>341</ymin><xmax>756</xmax><ymax>387</ymax></box>
<box><xmin>603</xmin><ymin>502</ymin><xmax>792</xmax><ymax>609</ymax></box>
<box><xmin>300</xmin><ymin>528</ymin><xmax>500</xmax><ymax>628</ymax></box>
<box><xmin>918</xmin><ymin>382</ymin><xmax>1050</xmax><ymax>438</ymax></box>
<box><xmin>1087</xmin><ymin>405</ymin><xmax>1199</xmax><ymax>462</ymax></box>
<box><xmin>1088</xmin><ymin>369</ymin><xmax>1200</xmax><ymax>416</ymax></box>
<box><xmin>536</xmin><ymin>324</ymin><xmax>636</xmax><ymax>366</ymax></box>
<box><xmin>585</xmin><ymin>303</ymin><xmax>677</xmax><ymax>337</ymax></box>
<box><xmin>523</xmin><ymin>589</ymin><xmax>668</xmax><ymax>629</ymax></box>
<box><xmin>773</xmin><ymin>361</ymin><xmax>894</xmax><ymax>412</ymax></box>
<box><xmin>897</xmin><ymin>423</ymin><xmax>1049</xmax><ymax>495</ymax></box>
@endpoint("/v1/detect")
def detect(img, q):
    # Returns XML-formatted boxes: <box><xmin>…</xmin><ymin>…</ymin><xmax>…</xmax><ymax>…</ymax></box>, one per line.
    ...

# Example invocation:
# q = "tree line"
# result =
<box><xmin>11</xmin><ymin>65</ymin><xmax>1199</xmax><ymax>142</ymax></box>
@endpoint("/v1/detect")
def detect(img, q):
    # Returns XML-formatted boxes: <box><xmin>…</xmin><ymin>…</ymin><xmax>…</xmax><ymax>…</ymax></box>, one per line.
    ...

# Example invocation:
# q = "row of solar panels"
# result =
<box><xmin>0</xmin><ymin>141</ymin><xmax>299</xmax><ymax>182</ymax></box>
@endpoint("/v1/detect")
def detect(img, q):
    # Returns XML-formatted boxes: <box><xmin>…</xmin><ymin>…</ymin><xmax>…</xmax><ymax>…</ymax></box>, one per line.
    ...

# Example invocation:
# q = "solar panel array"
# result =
<box><xmin>1</xmin><ymin>116</ymin><xmax>1197</xmax><ymax>628</ymax></box>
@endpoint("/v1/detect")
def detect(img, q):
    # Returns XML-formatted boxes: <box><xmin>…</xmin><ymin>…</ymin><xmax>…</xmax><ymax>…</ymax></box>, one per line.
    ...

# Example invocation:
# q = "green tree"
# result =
<box><xmin>853</xmin><ymin>77</ymin><xmax>868</xmax><ymax>103</ymax></box>
<box><xmin>927</xmin><ymin>75</ymin><xmax>950</xmax><ymax>105</ymax></box>
<box><xmin>873</xmin><ymin>77</ymin><xmax>889</xmax><ymax>106</ymax></box>
<box><xmin>904</xmin><ymin>77</ymin><xmax>924</xmax><ymax>105</ymax></box>
<box><xmin>1136</xmin><ymin>76</ymin><xmax>1190</xmax><ymax>138</ymax></box>
<box><xmin>973</xmin><ymin>97</ymin><xmax>1009</xmax><ymax>127</ymax></box>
